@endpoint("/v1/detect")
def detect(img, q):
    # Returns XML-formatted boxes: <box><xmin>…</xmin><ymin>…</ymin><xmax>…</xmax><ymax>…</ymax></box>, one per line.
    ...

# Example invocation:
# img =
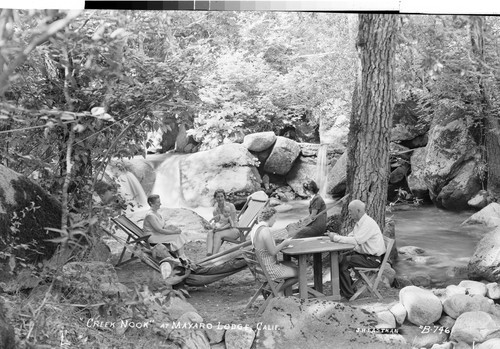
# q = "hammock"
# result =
<box><xmin>184</xmin><ymin>223</ymin><xmax>297</xmax><ymax>287</ymax></box>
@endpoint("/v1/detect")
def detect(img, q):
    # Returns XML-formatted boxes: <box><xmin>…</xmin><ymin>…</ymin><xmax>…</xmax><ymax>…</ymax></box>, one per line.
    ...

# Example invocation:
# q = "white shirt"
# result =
<box><xmin>336</xmin><ymin>214</ymin><xmax>386</xmax><ymax>256</ymax></box>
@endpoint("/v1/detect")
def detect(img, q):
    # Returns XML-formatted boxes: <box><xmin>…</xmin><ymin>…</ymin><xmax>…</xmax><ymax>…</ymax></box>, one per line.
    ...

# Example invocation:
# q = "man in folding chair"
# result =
<box><xmin>328</xmin><ymin>200</ymin><xmax>386</xmax><ymax>300</ymax></box>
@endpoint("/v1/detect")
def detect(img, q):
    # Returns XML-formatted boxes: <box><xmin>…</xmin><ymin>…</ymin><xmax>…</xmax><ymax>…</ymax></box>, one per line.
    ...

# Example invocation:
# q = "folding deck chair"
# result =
<box><xmin>349</xmin><ymin>236</ymin><xmax>395</xmax><ymax>301</ymax></box>
<box><xmin>241</xmin><ymin>248</ymin><xmax>322</xmax><ymax>314</ymax></box>
<box><xmin>221</xmin><ymin>191</ymin><xmax>269</xmax><ymax>245</ymax></box>
<box><xmin>110</xmin><ymin>215</ymin><xmax>161</xmax><ymax>272</ymax></box>
<box><xmin>241</xmin><ymin>249</ymin><xmax>285</xmax><ymax>315</ymax></box>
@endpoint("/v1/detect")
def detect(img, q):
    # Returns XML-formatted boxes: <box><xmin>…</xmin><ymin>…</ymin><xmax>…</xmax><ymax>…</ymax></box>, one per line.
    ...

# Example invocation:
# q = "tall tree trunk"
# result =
<box><xmin>469</xmin><ymin>16</ymin><xmax>500</xmax><ymax>201</ymax></box>
<box><xmin>340</xmin><ymin>14</ymin><xmax>399</xmax><ymax>233</ymax></box>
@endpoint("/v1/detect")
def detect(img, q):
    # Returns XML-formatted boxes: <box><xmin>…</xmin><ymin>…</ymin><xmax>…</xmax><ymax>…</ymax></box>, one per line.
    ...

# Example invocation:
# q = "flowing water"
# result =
<box><xmin>115</xmin><ymin>153</ymin><xmax>490</xmax><ymax>285</ymax></box>
<box><xmin>150</xmin><ymin>153</ymin><xmax>186</xmax><ymax>207</ymax></box>
<box><xmin>116</xmin><ymin>172</ymin><xmax>149</xmax><ymax>208</ymax></box>
<box><xmin>389</xmin><ymin>206</ymin><xmax>489</xmax><ymax>286</ymax></box>
<box><xmin>316</xmin><ymin>144</ymin><xmax>329</xmax><ymax>197</ymax></box>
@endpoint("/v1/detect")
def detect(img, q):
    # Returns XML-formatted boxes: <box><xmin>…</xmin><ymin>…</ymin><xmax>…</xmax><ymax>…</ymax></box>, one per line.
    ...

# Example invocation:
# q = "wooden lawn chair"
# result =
<box><xmin>111</xmin><ymin>215</ymin><xmax>161</xmax><ymax>272</ymax></box>
<box><xmin>221</xmin><ymin>191</ymin><xmax>269</xmax><ymax>244</ymax></box>
<box><xmin>349</xmin><ymin>236</ymin><xmax>395</xmax><ymax>301</ymax></box>
<box><xmin>241</xmin><ymin>248</ymin><xmax>285</xmax><ymax>315</ymax></box>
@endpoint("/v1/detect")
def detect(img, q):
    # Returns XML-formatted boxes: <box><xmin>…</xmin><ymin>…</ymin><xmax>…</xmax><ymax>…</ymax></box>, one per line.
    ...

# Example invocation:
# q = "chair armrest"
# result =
<box><xmin>236</xmin><ymin>227</ymin><xmax>252</xmax><ymax>232</ymax></box>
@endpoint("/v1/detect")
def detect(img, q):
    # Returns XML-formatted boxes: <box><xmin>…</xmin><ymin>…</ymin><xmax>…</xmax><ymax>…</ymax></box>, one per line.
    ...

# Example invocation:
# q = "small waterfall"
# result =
<box><xmin>151</xmin><ymin>153</ymin><xmax>186</xmax><ymax>208</ymax></box>
<box><xmin>316</xmin><ymin>144</ymin><xmax>329</xmax><ymax>198</ymax></box>
<box><xmin>117</xmin><ymin>172</ymin><xmax>149</xmax><ymax>208</ymax></box>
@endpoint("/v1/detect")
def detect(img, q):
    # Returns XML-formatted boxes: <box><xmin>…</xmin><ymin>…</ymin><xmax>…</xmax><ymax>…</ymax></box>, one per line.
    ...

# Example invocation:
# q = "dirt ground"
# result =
<box><xmin>114</xmin><ymin>239</ymin><xmax>401</xmax><ymax>327</ymax></box>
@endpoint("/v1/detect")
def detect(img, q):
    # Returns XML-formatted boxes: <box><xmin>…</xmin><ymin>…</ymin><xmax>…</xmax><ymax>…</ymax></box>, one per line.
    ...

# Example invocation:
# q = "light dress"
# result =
<box><xmin>143</xmin><ymin>210</ymin><xmax>186</xmax><ymax>251</ymax></box>
<box><xmin>251</xmin><ymin>221</ymin><xmax>287</xmax><ymax>280</ymax></box>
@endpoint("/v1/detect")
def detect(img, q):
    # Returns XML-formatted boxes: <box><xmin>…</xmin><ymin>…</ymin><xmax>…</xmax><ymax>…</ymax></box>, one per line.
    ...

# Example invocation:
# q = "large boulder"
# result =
<box><xmin>399</xmin><ymin>324</ymin><xmax>449</xmax><ymax>349</ymax></box>
<box><xmin>435</xmin><ymin>160</ymin><xmax>482</xmax><ymax>211</ymax></box>
<box><xmin>256</xmin><ymin>297</ymin><xmax>409</xmax><ymax>349</ymax></box>
<box><xmin>468</xmin><ymin>190</ymin><xmax>490</xmax><ymax>210</ymax></box>
<box><xmin>168</xmin><ymin>311</ymin><xmax>210</xmax><ymax>349</ymax></box>
<box><xmin>389</xmin><ymin>302</ymin><xmax>407</xmax><ymax>326</ymax></box>
<box><xmin>450</xmin><ymin>311</ymin><xmax>500</xmax><ymax>344</ymax></box>
<box><xmin>442</xmin><ymin>294</ymin><xmax>493</xmax><ymax>319</ymax></box>
<box><xmin>462</xmin><ymin>203</ymin><xmax>500</xmax><ymax>228</ymax></box>
<box><xmin>225</xmin><ymin>326</ymin><xmax>255</xmax><ymax>349</ymax></box>
<box><xmin>457</xmin><ymin>280</ymin><xmax>488</xmax><ymax>297</ymax></box>
<box><xmin>399</xmin><ymin>286</ymin><xmax>443</xmax><ymax>326</ymax></box>
<box><xmin>286</xmin><ymin>156</ymin><xmax>318</xmax><ymax>197</ymax></box>
<box><xmin>407</xmin><ymin>147</ymin><xmax>429</xmax><ymax>199</ymax></box>
<box><xmin>0</xmin><ymin>165</ymin><xmax>62</xmax><ymax>262</ymax></box>
<box><xmin>390</xmin><ymin>100</ymin><xmax>429</xmax><ymax>143</ymax></box>
<box><xmin>477</xmin><ymin>338</ymin><xmax>500</xmax><ymax>349</ymax></box>
<box><xmin>486</xmin><ymin>283</ymin><xmax>500</xmax><ymax>300</ymax></box>
<box><xmin>468</xmin><ymin>228</ymin><xmax>500</xmax><ymax>282</ymax></box>
<box><xmin>242</xmin><ymin>132</ymin><xmax>277</xmax><ymax>152</ymax></box>
<box><xmin>180</xmin><ymin>143</ymin><xmax>262</xmax><ymax>207</ymax></box>
<box><xmin>263</xmin><ymin>136</ymin><xmax>301</xmax><ymax>176</ymax></box>
<box><xmin>423</xmin><ymin>115</ymin><xmax>480</xmax><ymax>209</ymax></box>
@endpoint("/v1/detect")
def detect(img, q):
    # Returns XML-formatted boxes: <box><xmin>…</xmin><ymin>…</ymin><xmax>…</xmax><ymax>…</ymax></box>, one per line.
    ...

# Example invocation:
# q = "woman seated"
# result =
<box><xmin>293</xmin><ymin>180</ymin><xmax>327</xmax><ymax>239</ymax></box>
<box><xmin>251</xmin><ymin>207</ymin><xmax>298</xmax><ymax>296</ymax></box>
<box><xmin>206</xmin><ymin>189</ymin><xmax>240</xmax><ymax>256</ymax></box>
<box><xmin>143</xmin><ymin>194</ymin><xmax>187</xmax><ymax>260</ymax></box>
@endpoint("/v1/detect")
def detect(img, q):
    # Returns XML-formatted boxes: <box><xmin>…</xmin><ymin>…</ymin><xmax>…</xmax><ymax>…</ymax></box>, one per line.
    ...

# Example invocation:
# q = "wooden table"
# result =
<box><xmin>282</xmin><ymin>236</ymin><xmax>354</xmax><ymax>300</ymax></box>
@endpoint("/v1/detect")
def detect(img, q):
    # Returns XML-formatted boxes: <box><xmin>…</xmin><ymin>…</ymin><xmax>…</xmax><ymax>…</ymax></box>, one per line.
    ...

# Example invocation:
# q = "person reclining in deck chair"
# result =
<box><xmin>143</xmin><ymin>194</ymin><xmax>188</xmax><ymax>260</ymax></box>
<box><xmin>251</xmin><ymin>207</ymin><xmax>298</xmax><ymax>296</ymax></box>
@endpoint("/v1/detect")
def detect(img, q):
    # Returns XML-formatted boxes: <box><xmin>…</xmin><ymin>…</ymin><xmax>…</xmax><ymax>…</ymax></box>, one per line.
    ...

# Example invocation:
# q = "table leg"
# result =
<box><xmin>282</xmin><ymin>254</ymin><xmax>292</xmax><ymax>296</ymax></box>
<box><xmin>330</xmin><ymin>251</ymin><xmax>341</xmax><ymax>301</ymax></box>
<box><xmin>298</xmin><ymin>255</ymin><xmax>308</xmax><ymax>299</ymax></box>
<box><xmin>313</xmin><ymin>253</ymin><xmax>323</xmax><ymax>294</ymax></box>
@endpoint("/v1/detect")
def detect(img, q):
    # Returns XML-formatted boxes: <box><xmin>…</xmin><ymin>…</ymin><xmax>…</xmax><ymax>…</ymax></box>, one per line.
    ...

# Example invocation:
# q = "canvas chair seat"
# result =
<box><xmin>109</xmin><ymin>215</ymin><xmax>161</xmax><ymax>273</ymax></box>
<box><xmin>241</xmin><ymin>248</ymin><xmax>321</xmax><ymax>314</ymax></box>
<box><xmin>221</xmin><ymin>191</ymin><xmax>269</xmax><ymax>245</ymax></box>
<box><xmin>241</xmin><ymin>248</ymin><xmax>285</xmax><ymax>315</ymax></box>
<box><xmin>349</xmin><ymin>236</ymin><xmax>395</xmax><ymax>301</ymax></box>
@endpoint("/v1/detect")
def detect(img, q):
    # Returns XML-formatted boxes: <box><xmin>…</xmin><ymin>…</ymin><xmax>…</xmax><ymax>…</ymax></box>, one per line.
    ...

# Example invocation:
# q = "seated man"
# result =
<box><xmin>328</xmin><ymin>199</ymin><xmax>386</xmax><ymax>300</ymax></box>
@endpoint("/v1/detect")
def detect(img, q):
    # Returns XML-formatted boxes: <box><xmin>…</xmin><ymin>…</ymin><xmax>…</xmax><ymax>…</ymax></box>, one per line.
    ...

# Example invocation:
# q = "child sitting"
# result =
<box><xmin>209</xmin><ymin>205</ymin><xmax>234</xmax><ymax>232</ymax></box>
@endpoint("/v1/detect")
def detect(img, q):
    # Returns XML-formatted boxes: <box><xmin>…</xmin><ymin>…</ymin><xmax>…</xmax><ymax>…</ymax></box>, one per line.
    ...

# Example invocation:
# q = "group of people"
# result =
<box><xmin>246</xmin><ymin>182</ymin><xmax>386</xmax><ymax>300</ymax></box>
<box><xmin>136</xmin><ymin>178</ymin><xmax>386</xmax><ymax>300</ymax></box>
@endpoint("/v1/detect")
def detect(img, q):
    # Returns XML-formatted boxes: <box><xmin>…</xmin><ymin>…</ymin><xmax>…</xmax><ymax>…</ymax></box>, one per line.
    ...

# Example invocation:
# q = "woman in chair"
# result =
<box><xmin>206</xmin><ymin>189</ymin><xmax>239</xmax><ymax>256</ymax></box>
<box><xmin>251</xmin><ymin>207</ymin><xmax>298</xmax><ymax>296</ymax></box>
<box><xmin>293</xmin><ymin>179</ymin><xmax>327</xmax><ymax>239</ymax></box>
<box><xmin>143</xmin><ymin>194</ymin><xmax>187</xmax><ymax>259</ymax></box>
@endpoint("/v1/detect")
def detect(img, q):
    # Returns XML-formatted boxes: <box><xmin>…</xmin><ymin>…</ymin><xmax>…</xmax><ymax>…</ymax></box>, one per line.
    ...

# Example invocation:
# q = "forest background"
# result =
<box><xmin>2</xmin><ymin>11</ymin><xmax>500</xmax><ymax>229</ymax></box>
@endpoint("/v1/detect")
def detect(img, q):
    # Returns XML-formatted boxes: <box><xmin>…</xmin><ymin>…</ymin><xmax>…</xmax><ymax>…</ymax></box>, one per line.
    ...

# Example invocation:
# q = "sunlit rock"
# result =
<box><xmin>442</xmin><ymin>294</ymin><xmax>492</xmax><ymax>319</ymax></box>
<box><xmin>242</xmin><ymin>131</ymin><xmax>276</xmax><ymax>152</ymax></box>
<box><xmin>399</xmin><ymin>286</ymin><xmax>442</xmax><ymax>326</ymax></box>
<box><xmin>468</xmin><ymin>228</ymin><xmax>500</xmax><ymax>282</ymax></box>
<box><xmin>462</xmin><ymin>203</ymin><xmax>500</xmax><ymax>228</ymax></box>
<box><xmin>458</xmin><ymin>280</ymin><xmax>488</xmax><ymax>297</ymax></box>
<box><xmin>450</xmin><ymin>311</ymin><xmax>500</xmax><ymax>344</ymax></box>
<box><xmin>263</xmin><ymin>136</ymin><xmax>300</xmax><ymax>176</ymax></box>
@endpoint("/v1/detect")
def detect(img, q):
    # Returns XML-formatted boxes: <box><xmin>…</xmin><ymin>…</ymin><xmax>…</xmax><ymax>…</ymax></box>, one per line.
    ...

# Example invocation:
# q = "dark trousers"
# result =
<box><xmin>339</xmin><ymin>251</ymin><xmax>382</xmax><ymax>298</ymax></box>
